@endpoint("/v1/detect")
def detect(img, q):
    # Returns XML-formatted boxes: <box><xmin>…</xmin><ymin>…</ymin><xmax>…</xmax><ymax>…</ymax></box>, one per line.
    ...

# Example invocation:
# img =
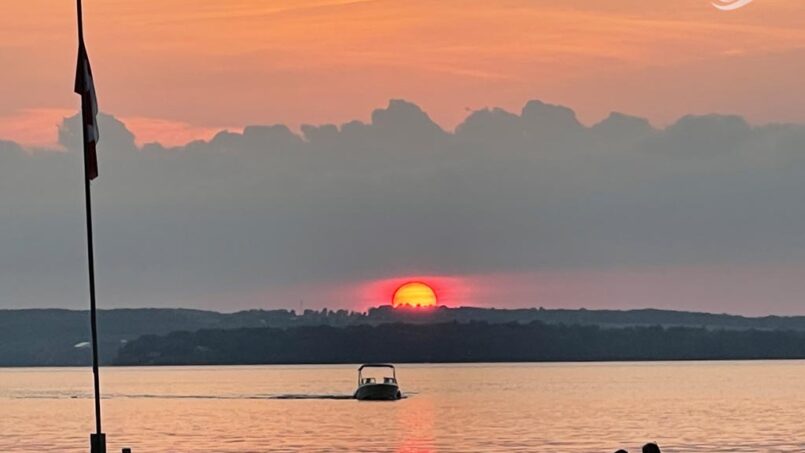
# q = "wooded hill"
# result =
<box><xmin>117</xmin><ymin>321</ymin><xmax>805</xmax><ymax>366</ymax></box>
<box><xmin>4</xmin><ymin>306</ymin><xmax>805</xmax><ymax>366</ymax></box>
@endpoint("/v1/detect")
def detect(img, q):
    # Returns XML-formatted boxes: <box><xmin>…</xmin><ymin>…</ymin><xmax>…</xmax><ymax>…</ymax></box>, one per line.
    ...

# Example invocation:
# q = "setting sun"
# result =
<box><xmin>392</xmin><ymin>282</ymin><xmax>438</xmax><ymax>308</ymax></box>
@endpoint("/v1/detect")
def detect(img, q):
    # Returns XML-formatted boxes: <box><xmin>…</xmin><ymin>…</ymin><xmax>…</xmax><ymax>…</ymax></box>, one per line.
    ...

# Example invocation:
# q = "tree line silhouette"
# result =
<box><xmin>8</xmin><ymin>307</ymin><xmax>805</xmax><ymax>366</ymax></box>
<box><xmin>116</xmin><ymin>321</ymin><xmax>805</xmax><ymax>365</ymax></box>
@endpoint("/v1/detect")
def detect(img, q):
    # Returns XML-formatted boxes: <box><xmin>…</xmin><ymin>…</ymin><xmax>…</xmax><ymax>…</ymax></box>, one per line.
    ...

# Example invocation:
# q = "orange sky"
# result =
<box><xmin>1</xmin><ymin>0</ymin><xmax>803</xmax><ymax>147</ymax></box>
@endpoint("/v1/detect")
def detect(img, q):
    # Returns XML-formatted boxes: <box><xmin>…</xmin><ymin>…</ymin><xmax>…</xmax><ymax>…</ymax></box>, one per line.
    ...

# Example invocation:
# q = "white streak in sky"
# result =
<box><xmin>712</xmin><ymin>0</ymin><xmax>754</xmax><ymax>11</ymax></box>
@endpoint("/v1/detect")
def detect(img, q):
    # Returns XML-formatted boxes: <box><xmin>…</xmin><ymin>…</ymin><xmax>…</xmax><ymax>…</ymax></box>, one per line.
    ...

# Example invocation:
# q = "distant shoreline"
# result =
<box><xmin>6</xmin><ymin>306</ymin><xmax>805</xmax><ymax>367</ymax></box>
<box><xmin>114</xmin><ymin>322</ymin><xmax>805</xmax><ymax>367</ymax></box>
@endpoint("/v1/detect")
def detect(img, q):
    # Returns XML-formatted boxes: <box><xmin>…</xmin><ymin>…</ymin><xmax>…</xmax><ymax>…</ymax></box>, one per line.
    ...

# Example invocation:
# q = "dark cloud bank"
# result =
<box><xmin>3</xmin><ymin>100</ymin><xmax>805</xmax><ymax>310</ymax></box>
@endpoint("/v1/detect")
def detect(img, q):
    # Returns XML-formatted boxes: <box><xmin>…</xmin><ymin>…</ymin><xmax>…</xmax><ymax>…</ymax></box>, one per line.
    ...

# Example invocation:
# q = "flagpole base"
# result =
<box><xmin>90</xmin><ymin>433</ymin><xmax>106</xmax><ymax>453</ymax></box>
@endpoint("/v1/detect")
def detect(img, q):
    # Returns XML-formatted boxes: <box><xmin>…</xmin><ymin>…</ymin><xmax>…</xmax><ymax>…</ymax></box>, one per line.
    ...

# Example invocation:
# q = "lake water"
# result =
<box><xmin>2</xmin><ymin>361</ymin><xmax>805</xmax><ymax>452</ymax></box>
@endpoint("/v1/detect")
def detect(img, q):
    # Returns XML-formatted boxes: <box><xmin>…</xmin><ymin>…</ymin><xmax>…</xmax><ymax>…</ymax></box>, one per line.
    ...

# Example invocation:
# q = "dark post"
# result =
<box><xmin>85</xmin><ymin>159</ymin><xmax>105</xmax><ymax>453</ymax></box>
<box><xmin>76</xmin><ymin>1</ymin><xmax>105</xmax><ymax>452</ymax></box>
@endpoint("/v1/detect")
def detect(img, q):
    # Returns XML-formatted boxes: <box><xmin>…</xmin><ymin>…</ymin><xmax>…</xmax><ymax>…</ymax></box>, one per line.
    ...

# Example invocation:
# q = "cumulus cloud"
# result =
<box><xmin>3</xmin><ymin>99</ymin><xmax>805</xmax><ymax>312</ymax></box>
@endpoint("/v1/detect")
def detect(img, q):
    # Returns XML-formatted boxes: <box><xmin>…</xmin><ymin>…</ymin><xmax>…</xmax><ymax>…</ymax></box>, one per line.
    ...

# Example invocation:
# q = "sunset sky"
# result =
<box><xmin>2</xmin><ymin>0</ymin><xmax>805</xmax><ymax>315</ymax></box>
<box><xmin>2</xmin><ymin>0</ymin><xmax>804</xmax><ymax>147</ymax></box>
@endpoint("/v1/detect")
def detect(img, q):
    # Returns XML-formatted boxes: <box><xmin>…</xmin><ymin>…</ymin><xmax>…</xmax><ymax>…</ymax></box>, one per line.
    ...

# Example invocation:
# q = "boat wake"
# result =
<box><xmin>105</xmin><ymin>393</ymin><xmax>357</xmax><ymax>400</ymax></box>
<box><xmin>270</xmin><ymin>394</ymin><xmax>355</xmax><ymax>400</ymax></box>
<box><xmin>15</xmin><ymin>391</ymin><xmax>411</xmax><ymax>400</ymax></box>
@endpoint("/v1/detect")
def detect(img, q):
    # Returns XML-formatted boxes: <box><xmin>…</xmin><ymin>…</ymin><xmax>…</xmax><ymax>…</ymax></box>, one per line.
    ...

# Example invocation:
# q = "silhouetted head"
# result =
<box><xmin>615</xmin><ymin>450</ymin><xmax>628</xmax><ymax>453</ymax></box>
<box><xmin>642</xmin><ymin>443</ymin><xmax>661</xmax><ymax>453</ymax></box>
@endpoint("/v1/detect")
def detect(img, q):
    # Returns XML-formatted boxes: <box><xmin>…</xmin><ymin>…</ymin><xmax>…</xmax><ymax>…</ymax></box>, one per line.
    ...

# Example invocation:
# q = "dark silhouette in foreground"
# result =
<box><xmin>643</xmin><ymin>443</ymin><xmax>661</xmax><ymax>453</ymax></box>
<box><xmin>613</xmin><ymin>442</ymin><xmax>661</xmax><ymax>453</ymax></box>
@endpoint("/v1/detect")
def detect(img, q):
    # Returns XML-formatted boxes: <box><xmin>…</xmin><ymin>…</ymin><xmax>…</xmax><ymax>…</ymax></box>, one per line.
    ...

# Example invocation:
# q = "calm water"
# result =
<box><xmin>2</xmin><ymin>362</ymin><xmax>805</xmax><ymax>452</ymax></box>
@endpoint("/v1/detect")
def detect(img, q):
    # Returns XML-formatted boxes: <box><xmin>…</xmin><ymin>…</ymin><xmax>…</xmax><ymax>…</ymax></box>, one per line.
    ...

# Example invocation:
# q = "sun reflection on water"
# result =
<box><xmin>396</xmin><ymin>397</ymin><xmax>436</xmax><ymax>453</ymax></box>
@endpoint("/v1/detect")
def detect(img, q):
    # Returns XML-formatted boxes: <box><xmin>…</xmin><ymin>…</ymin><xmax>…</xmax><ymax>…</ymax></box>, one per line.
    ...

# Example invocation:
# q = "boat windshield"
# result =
<box><xmin>360</xmin><ymin>376</ymin><xmax>396</xmax><ymax>385</ymax></box>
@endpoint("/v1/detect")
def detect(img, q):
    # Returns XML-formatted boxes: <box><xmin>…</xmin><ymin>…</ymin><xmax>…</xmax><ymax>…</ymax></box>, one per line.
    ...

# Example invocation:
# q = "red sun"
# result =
<box><xmin>392</xmin><ymin>281</ymin><xmax>438</xmax><ymax>308</ymax></box>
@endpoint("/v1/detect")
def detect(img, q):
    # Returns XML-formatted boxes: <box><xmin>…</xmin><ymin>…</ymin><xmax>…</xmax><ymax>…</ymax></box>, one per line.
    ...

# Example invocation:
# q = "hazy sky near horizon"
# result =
<box><xmin>2</xmin><ymin>0</ymin><xmax>805</xmax><ymax>315</ymax></box>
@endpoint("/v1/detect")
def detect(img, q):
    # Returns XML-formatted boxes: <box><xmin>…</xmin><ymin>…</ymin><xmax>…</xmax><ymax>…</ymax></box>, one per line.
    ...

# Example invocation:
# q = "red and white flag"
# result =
<box><xmin>75</xmin><ymin>42</ymin><xmax>99</xmax><ymax>180</ymax></box>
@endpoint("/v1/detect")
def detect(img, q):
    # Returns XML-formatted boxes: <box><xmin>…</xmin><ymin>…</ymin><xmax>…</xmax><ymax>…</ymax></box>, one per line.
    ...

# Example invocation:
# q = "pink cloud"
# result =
<box><xmin>117</xmin><ymin>116</ymin><xmax>238</xmax><ymax>147</ymax></box>
<box><xmin>0</xmin><ymin>108</ymin><xmax>74</xmax><ymax>149</ymax></box>
<box><xmin>0</xmin><ymin>109</ymin><xmax>235</xmax><ymax>150</ymax></box>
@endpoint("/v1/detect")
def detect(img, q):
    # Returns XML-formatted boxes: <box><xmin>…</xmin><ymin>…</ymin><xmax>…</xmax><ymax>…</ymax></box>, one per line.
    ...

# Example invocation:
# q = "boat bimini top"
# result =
<box><xmin>358</xmin><ymin>363</ymin><xmax>397</xmax><ymax>385</ymax></box>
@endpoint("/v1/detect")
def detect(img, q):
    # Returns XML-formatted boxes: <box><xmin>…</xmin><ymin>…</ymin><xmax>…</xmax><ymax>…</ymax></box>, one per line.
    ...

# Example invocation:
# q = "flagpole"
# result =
<box><xmin>76</xmin><ymin>0</ymin><xmax>105</xmax><ymax>451</ymax></box>
<box><xmin>84</xmin><ymin>143</ymin><xmax>105</xmax><ymax>452</ymax></box>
